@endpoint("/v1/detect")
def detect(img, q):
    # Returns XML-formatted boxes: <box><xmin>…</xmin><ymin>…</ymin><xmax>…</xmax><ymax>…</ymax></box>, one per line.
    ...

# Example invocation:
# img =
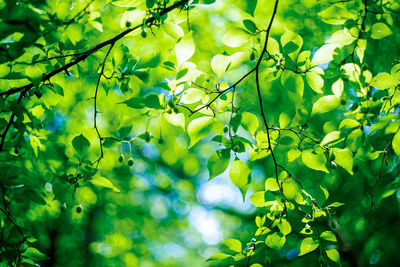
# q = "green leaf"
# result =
<box><xmin>265</xmin><ymin>232</ymin><xmax>286</xmax><ymax>250</ymax></box>
<box><xmin>327</xmin><ymin>202</ymin><xmax>345</xmax><ymax>208</ymax></box>
<box><xmin>320</xmin><ymin>231</ymin><xmax>337</xmax><ymax>242</ymax></box>
<box><xmin>121</xmin><ymin>97</ymin><xmax>145</xmax><ymax>109</ymax></box>
<box><xmin>23</xmin><ymin>247</ymin><xmax>49</xmax><ymax>260</ymax></box>
<box><xmin>206</xmin><ymin>253</ymin><xmax>233</xmax><ymax>261</ymax></box>
<box><xmin>333</xmin><ymin>148</ymin><xmax>353</xmax><ymax>174</ymax></box>
<box><xmin>371</xmin><ymin>72</ymin><xmax>396</xmax><ymax>89</ymax></box>
<box><xmin>211</xmin><ymin>54</ymin><xmax>231</xmax><ymax>80</ymax></box>
<box><xmin>164</xmin><ymin>112</ymin><xmax>185</xmax><ymax>129</ymax></box>
<box><xmin>287</xmin><ymin>149</ymin><xmax>301</xmax><ymax>162</ymax></box>
<box><xmin>223</xmin><ymin>28</ymin><xmax>249</xmax><ymax>47</ymax></box>
<box><xmin>175</xmin><ymin>34</ymin><xmax>195</xmax><ymax>66</ymax></box>
<box><xmin>243</xmin><ymin>19</ymin><xmax>257</xmax><ymax>33</ymax></box>
<box><xmin>241</xmin><ymin>112</ymin><xmax>259</xmax><ymax>135</ymax></box>
<box><xmin>278</xmin><ymin>220</ymin><xmax>292</xmax><ymax>235</ymax></box>
<box><xmin>281</xmin><ymin>71</ymin><xmax>304</xmax><ymax>98</ymax></box>
<box><xmin>176</xmin><ymin>68</ymin><xmax>188</xmax><ymax>80</ymax></box>
<box><xmin>332</xmin><ymin>78</ymin><xmax>344</xmax><ymax>98</ymax></box>
<box><xmin>250</xmin><ymin>191</ymin><xmax>266</xmax><ymax>207</ymax></box>
<box><xmin>306</xmin><ymin>72</ymin><xmax>324</xmax><ymax>93</ymax></box>
<box><xmin>298</xmin><ymin>237</ymin><xmax>319</xmax><ymax>256</ymax></box>
<box><xmin>222</xmin><ymin>239</ymin><xmax>242</xmax><ymax>252</ymax></box>
<box><xmin>283</xmin><ymin>41</ymin><xmax>299</xmax><ymax>55</ymax></box>
<box><xmin>326</xmin><ymin>249</ymin><xmax>340</xmax><ymax>263</ymax></box>
<box><xmin>90</xmin><ymin>176</ymin><xmax>120</xmax><ymax>192</ymax></box>
<box><xmin>72</xmin><ymin>134</ymin><xmax>90</xmax><ymax>153</ymax></box>
<box><xmin>146</xmin><ymin>0</ymin><xmax>155</xmax><ymax>8</ymax></box>
<box><xmin>143</xmin><ymin>94</ymin><xmax>162</xmax><ymax>109</ymax></box>
<box><xmin>371</xmin><ymin>23</ymin><xmax>392</xmax><ymax>39</ymax></box>
<box><xmin>279</xmin><ymin>113</ymin><xmax>290</xmax><ymax>128</ymax></box>
<box><xmin>188</xmin><ymin>116</ymin><xmax>214</xmax><ymax>148</ymax></box>
<box><xmin>311</xmin><ymin>95</ymin><xmax>339</xmax><ymax>115</ymax></box>
<box><xmin>24</xmin><ymin>190</ymin><xmax>46</xmax><ymax>205</ymax></box>
<box><xmin>181</xmin><ymin>88</ymin><xmax>205</xmax><ymax>104</ymax></box>
<box><xmin>229</xmin><ymin>159</ymin><xmax>250</xmax><ymax>188</ymax></box>
<box><xmin>393</xmin><ymin>131</ymin><xmax>400</xmax><ymax>156</ymax></box>
<box><xmin>265</xmin><ymin>178</ymin><xmax>280</xmax><ymax>191</ymax></box>
<box><xmin>207</xmin><ymin>149</ymin><xmax>231</xmax><ymax>179</ymax></box>
<box><xmin>321</xmin><ymin>131</ymin><xmax>341</xmax><ymax>146</ymax></box>
<box><xmin>318</xmin><ymin>5</ymin><xmax>357</xmax><ymax>25</ymax></box>
<box><xmin>311</xmin><ymin>44</ymin><xmax>339</xmax><ymax>66</ymax></box>
<box><xmin>301</xmin><ymin>150</ymin><xmax>329</xmax><ymax>173</ymax></box>
<box><xmin>280</xmin><ymin>30</ymin><xmax>302</xmax><ymax>60</ymax></box>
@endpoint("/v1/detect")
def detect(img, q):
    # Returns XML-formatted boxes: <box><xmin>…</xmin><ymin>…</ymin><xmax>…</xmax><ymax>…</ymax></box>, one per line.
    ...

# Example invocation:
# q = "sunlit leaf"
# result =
<box><xmin>301</xmin><ymin>150</ymin><xmax>329</xmax><ymax>173</ymax></box>
<box><xmin>326</xmin><ymin>249</ymin><xmax>340</xmax><ymax>263</ymax></box>
<box><xmin>188</xmin><ymin>116</ymin><xmax>214</xmax><ymax>148</ymax></box>
<box><xmin>230</xmin><ymin>159</ymin><xmax>250</xmax><ymax>189</ymax></box>
<box><xmin>298</xmin><ymin>237</ymin><xmax>319</xmax><ymax>256</ymax></box>
<box><xmin>371</xmin><ymin>23</ymin><xmax>392</xmax><ymax>39</ymax></box>
<box><xmin>90</xmin><ymin>176</ymin><xmax>120</xmax><ymax>192</ymax></box>
<box><xmin>207</xmin><ymin>149</ymin><xmax>231</xmax><ymax>179</ymax></box>
<box><xmin>311</xmin><ymin>95</ymin><xmax>339</xmax><ymax>115</ymax></box>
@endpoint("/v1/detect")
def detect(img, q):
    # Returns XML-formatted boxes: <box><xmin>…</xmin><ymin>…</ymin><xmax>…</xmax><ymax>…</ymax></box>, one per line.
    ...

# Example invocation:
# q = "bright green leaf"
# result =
<box><xmin>298</xmin><ymin>237</ymin><xmax>319</xmax><ymax>256</ymax></box>
<box><xmin>301</xmin><ymin>150</ymin><xmax>329</xmax><ymax>173</ymax></box>
<box><xmin>265</xmin><ymin>232</ymin><xmax>286</xmax><ymax>250</ymax></box>
<box><xmin>207</xmin><ymin>149</ymin><xmax>231</xmax><ymax>179</ymax></box>
<box><xmin>311</xmin><ymin>95</ymin><xmax>339</xmax><ymax>115</ymax></box>
<box><xmin>222</xmin><ymin>239</ymin><xmax>242</xmax><ymax>252</ymax></box>
<box><xmin>90</xmin><ymin>176</ymin><xmax>120</xmax><ymax>192</ymax></box>
<box><xmin>320</xmin><ymin>231</ymin><xmax>337</xmax><ymax>242</ymax></box>
<box><xmin>371</xmin><ymin>23</ymin><xmax>392</xmax><ymax>39</ymax></box>
<box><xmin>326</xmin><ymin>249</ymin><xmax>340</xmax><ymax>263</ymax></box>
<box><xmin>230</xmin><ymin>159</ymin><xmax>250</xmax><ymax>188</ymax></box>
<box><xmin>333</xmin><ymin>148</ymin><xmax>353</xmax><ymax>175</ymax></box>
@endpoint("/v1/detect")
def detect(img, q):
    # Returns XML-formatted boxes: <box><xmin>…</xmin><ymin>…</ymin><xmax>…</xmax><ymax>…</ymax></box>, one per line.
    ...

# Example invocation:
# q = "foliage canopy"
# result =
<box><xmin>0</xmin><ymin>0</ymin><xmax>399</xmax><ymax>266</ymax></box>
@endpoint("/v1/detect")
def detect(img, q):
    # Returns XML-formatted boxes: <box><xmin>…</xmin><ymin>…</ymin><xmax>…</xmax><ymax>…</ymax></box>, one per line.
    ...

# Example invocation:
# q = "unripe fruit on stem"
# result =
<box><xmin>125</xmin><ymin>21</ymin><xmax>131</xmax><ymax>27</ymax></box>
<box><xmin>76</xmin><ymin>204</ymin><xmax>82</xmax><ymax>213</ymax></box>
<box><xmin>223</xmin><ymin>125</ymin><xmax>229</xmax><ymax>133</ymax></box>
<box><xmin>173</xmin><ymin>107</ymin><xmax>179</xmax><ymax>113</ymax></box>
<box><xmin>144</xmin><ymin>131</ymin><xmax>151</xmax><ymax>142</ymax></box>
<box><xmin>168</xmin><ymin>100</ymin><xmax>175</xmax><ymax>108</ymax></box>
<box><xmin>128</xmin><ymin>157</ymin><xmax>134</xmax><ymax>166</ymax></box>
<box><xmin>141</xmin><ymin>29</ymin><xmax>147</xmax><ymax>38</ymax></box>
<box><xmin>330</xmin><ymin>161</ymin><xmax>337</xmax><ymax>169</ymax></box>
<box><xmin>118</xmin><ymin>154</ymin><xmax>124</xmax><ymax>163</ymax></box>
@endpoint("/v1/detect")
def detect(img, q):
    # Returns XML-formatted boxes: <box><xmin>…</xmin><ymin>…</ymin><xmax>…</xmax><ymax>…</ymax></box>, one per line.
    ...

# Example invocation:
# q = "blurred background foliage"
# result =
<box><xmin>0</xmin><ymin>0</ymin><xmax>399</xmax><ymax>266</ymax></box>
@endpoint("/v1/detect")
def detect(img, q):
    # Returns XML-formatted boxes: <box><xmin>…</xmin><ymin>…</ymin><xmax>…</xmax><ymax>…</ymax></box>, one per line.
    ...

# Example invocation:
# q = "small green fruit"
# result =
<box><xmin>173</xmin><ymin>107</ymin><xmax>179</xmax><ymax>113</ymax></box>
<box><xmin>118</xmin><ymin>154</ymin><xmax>124</xmax><ymax>163</ymax></box>
<box><xmin>144</xmin><ymin>132</ymin><xmax>151</xmax><ymax>142</ymax></box>
<box><xmin>330</xmin><ymin>161</ymin><xmax>337</xmax><ymax>169</ymax></box>
<box><xmin>128</xmin><ymin>157</ymin><xmax>134</xmax><ymax>166</ymax></box>
<box><xmin>141</xmin><ymin>29</ymin><xmax>147</xmax><ymax>38</ymax></box>
<box><xmin>340</xmin><ymin>99</ymin><xmax>346</xmax><ymax>105</ymax></box>
<box><xmin>158</xmin><ymin>137</ymin><xmax>163</xmax><ymax>144</ymax></box>
<box><xmin>125</xmin><ymin>20</ymin><xmax>131</xmax><ymax>27</ymax></box>
<box><xmin>223</xmin><ymin>125</ymin><xmax>229</xmax><ymax>133</ymax></box>
<box><xmin>76</xmin><ymin>204</ymin><xmax>82</xmax><ymax>213</ymax></box>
